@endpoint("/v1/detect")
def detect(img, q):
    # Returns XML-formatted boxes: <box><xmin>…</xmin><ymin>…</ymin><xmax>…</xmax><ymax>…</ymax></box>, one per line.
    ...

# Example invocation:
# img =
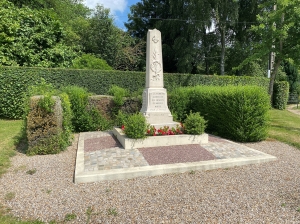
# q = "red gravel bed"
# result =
<box><xmin>138</xmin><ymin>144</ymin><xmax>216</xmax><ymax>165</ymax></box>
<box><xmin>209</xmin><ymin>135</ymin><xmax>228</xmax><ymax>143</ymax></box>
<box><xmin>84</xmin><ymin>135</ymin><xmax>121</xmax><ymax>152</ymax></box>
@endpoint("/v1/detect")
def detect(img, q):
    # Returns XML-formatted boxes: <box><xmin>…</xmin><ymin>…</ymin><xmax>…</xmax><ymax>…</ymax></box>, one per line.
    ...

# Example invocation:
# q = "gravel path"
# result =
<box><xmin>287</xmin><ymin>104</ymin><xmax>300</xmax><ymax>115</ymax></box>
<box><xmin>0</xmin><ymin>135</ymin><xmax>300</xmax><ymax>223</ymax></box>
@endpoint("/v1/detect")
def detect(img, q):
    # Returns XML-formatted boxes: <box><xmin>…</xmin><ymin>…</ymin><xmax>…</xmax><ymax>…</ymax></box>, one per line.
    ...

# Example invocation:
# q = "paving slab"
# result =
<box><xmin>74</xmin><ymin>131</ymin><xmax>277</xmax><ymax>183</ymax></box>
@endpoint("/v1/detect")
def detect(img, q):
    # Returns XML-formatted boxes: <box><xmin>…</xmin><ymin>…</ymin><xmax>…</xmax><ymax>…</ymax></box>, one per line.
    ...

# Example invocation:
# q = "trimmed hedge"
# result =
<box><xmin>273</xmin><ymin>81</ymin><xmax>289</xmax><ymax>110</ymax></box>
<box><xmin>0</xmin><ymin>66</ymin><xmax>270</xmax><ymax>119</ymax></box>
<box><xmin>169</xmin><ymin>86</ymin><xmax>270</xmax><ymax>142</ymax></box>
<box><xmin>26</xmin><ymin>95</ymin><xmax>73</xmax><ymax>155</ymax></box>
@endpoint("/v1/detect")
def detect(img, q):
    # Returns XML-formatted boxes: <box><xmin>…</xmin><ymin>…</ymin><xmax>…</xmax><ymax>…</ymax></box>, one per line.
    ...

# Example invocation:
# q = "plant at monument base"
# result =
<box><xmin>123</xmin><ymin>113</ymin><xmax>147</xmax><ymax>139</ymax></box>
<box><xmin>184</xmin><ymin>112</ymin><xmax>207</xmax><ymax>135</ymax></box>
<box><xmin>115</xmin><ymin>111</ymin><xmax>130</xmax><ymax>127</ymax></box>
<box><xmin>146</xmin><ymin>124</ymin><xmax>184</xmax><ymax>136</ymax></box>
<box><xmin>146</xmin><ymin>125</ymin><xmax>156</xmax><ymax>136</ymax></box>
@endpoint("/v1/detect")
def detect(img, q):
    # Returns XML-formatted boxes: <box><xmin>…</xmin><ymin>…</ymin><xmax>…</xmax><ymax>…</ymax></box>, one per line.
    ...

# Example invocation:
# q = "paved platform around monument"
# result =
<box><xmin>74</xmin><ymin>131</ymin><xmax>277</xmax><ymax>184</ymax></box>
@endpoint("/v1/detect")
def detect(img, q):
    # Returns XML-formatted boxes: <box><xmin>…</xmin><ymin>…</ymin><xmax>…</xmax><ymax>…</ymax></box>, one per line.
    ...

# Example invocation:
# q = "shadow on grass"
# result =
<box><xmin>270</xmin><ymin>125</ymin><xmax>300</xmax><ymax>132</ymax></box>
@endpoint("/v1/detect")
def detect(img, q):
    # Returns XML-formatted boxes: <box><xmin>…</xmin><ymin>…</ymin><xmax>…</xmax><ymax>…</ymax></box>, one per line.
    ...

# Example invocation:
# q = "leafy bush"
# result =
<box><xmin>108</xmin><ymin>85</ymin><xmax>129</xmax><ymax>116</ymax></box>
<box><xmin>184</xmin><ymin>112</ymin><xmax>207</xmax><ymax>135</ymax></box>
<box><xmin>123</xmin><ymin>113</ymin><xmax>147</xmax><ymax>139</ymax></box>
<box><xmin>168</xmin><ymin>88</ymin><xmax>191</xmax><ymax>122</ymax></box>
<box><xmin>72</xmin><ymin>54</ymin><xmax>113</xmax><ymax>70</ymax></box>
<box><xmin>62</xmin><ymin>85</ymin><xmax>111</xmax><ymax>132</ymax></box>
<box><xmin>273</xmin><ymin>81</ymin><xmax>289</xmax><ymax>110</ymax></box>
<box><xmin>115</xmin><ymin>111</ymin><xmax>130</xmax><ymax>127</ymax></box>
<box><xmin>169</xmin><ymin>85</ymin><xmax>270</xmax><ymax>142</ymax></box>
<box><xmin>26</xmin><ymin>95</ymin><xmax>73</xmax><ymax>155</ymax></box>
<box><xmin>62</xmin><ymin>86</ymin><xmax>90</xmax><ymax>132</ymax></box>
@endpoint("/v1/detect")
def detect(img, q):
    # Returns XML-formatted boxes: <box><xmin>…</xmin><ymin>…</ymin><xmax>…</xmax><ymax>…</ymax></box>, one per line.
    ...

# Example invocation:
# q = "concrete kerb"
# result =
<box><xmin>74</xmin><ymin>132</ymin><xmax>277</xmax><ymax>184</ymax></box>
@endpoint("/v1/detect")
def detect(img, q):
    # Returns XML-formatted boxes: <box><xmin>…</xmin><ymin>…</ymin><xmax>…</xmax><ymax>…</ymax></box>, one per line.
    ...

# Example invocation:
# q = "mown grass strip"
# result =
<box><xmin>268</xmin><ymin>109</ymin><xmax>300</xmax><ymax>149</ymax></box>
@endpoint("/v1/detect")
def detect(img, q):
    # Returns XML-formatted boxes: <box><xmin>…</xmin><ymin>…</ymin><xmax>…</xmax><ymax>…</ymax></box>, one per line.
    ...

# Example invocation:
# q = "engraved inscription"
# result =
<box><xmin>149</xmin><ymin>92</ymin><xmax>166</xmax><ymax>111</ymax></box>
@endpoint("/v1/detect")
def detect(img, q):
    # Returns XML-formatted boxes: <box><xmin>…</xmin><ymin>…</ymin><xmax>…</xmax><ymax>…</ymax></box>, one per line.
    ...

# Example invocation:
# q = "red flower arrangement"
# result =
<box><xmin>146</xmin><ymin>124</ymin><xmax>184</xmax><ymax>136</ymax></box>
<box><xmin>120</xmin><ymin>123</ymin><xmax>184</xmax><ymax>136</ymax></box>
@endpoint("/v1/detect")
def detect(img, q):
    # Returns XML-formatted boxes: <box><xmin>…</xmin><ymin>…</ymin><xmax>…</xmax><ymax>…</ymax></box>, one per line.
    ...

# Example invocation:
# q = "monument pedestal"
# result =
<box><xmin>140</xmin><ymin>88</ymin><xmax>179</xmax><ymax>129</ymax></box>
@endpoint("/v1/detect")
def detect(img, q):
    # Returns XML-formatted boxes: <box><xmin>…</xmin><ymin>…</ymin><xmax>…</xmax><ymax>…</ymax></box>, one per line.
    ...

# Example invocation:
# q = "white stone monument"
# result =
<box><xmin>140</xmin><ymin>29</ymin><xmax>179</xmax><ymax>129</ymax></box>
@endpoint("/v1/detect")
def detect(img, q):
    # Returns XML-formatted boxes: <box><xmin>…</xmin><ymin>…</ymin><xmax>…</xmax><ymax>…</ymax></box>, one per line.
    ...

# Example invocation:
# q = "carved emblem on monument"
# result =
<box><xmin>150</xmin><ymin>49</ymin><xmax>161</xmax><ymax>81</ymax></box>
<box><xmin>152</xmin><ymin>36</ymin><xmax>159</xmax><ymax>43</ymax></box>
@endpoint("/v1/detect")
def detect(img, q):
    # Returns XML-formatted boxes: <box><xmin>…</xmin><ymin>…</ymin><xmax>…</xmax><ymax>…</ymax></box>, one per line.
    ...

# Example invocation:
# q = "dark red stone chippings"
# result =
<box><xmin>138</xmin><ymin>144</ymin><xmax>216</xmax><ymax>165</ymax></box>
<box><xmin>208</xmin><ymin>135</ymin><xmax>228</xmax><ymax>143</ymax></box>
<box><xmin>84</xmin><ymin>136</ymin><xmax>121</xmax><ymax>152</ymax></box>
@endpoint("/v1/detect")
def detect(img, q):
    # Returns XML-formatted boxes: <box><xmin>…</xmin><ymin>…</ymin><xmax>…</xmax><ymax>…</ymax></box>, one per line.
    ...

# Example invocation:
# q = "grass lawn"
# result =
<box><xmin>0</xmin><ymin>119</ymin><xmax>23</xmax><ymax>177</ymax></box>
<box><xmin>0</xmin><ymin>119</ymin><xmax>43</xmax><ymax>224</ymax></box>
<box><xmin>268</xmin><ymin>109</ymin><xmax>300</xmax><ymax>149</ymax></box>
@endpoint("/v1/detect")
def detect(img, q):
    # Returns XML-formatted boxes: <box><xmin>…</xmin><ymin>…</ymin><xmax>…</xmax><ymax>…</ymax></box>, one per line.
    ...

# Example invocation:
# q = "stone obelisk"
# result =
<box><xmin>140</xmin><ymin>29</ymin><xmax>179</xmax><ymax>129</ymax></box>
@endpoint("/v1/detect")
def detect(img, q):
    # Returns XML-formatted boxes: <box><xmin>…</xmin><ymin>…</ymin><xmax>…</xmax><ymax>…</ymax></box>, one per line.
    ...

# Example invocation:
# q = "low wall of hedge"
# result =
<box><xmin>0</xmin><ymin>66</ymin><xmax>270</xmax><ymax>119</ymax></box>
<box><xmin>169</xmin><ymin>85</ymin><xmax>270</xmax><ymax>142</ymax></box>
<box><xmin>273</xmin><ymin>81</ymin><xmax>289</xmax><ymax>110</ymax></box>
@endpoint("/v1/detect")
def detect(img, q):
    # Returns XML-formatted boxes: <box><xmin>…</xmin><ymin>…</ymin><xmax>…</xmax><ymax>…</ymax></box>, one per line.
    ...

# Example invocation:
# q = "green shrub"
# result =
<box><xmin>85</xmin><ymin>107</ymin><xmax>112</xmax><ymax>131</ymax></box>
<box><xmin>62</xmin><ymin>85</ymin><xmax>111</xmax><ymax>132</ymax></box>
<box><xmin>108</xmin><ymin>85</ymin><xmax>129</xmax><ymax>106</ymax></box>
<box><xmin>168</xmin><ymin>88</ymin><xmax>191</xmax><ymax>122</ymax></box>
<box><xmin>62</xmin><ymin>86</ymin><xmax>90</xmax><ymax>132</ymax></box>
<box><xmin>72</xmin><ymin>53</ymin><xmax>113</xmax><ymax>70</ymax></box>
<box><xmin>26</xmin><ymin>95</ymin><xmax>73</xmax><ymax>155</ymax></box>
<box><xmin>123</xmin><ymin>113</ymin><xmax>147</xmax><ymax>139</ymax></box>
<box><xmin>115</xmin><ymin>111</ymin><xmax>130</xmax><ymax>127</ymax></box>
<box><xmin>170</xmin><ymin>85</ymin><xmax>270</xmax><ymax>142</ymax></box>
<box><xmin>273</xmin><ymin>81</ymin><xmax>289</xmax><ymax>110</ymax></box>
<box><xmin>108</xmin><ymin>85</ymin><xmax>129</xmax><ymax>116</ymax></box>
<box><xmin>184</xmin><ymin>112</ymin><xmax>207</xmax><ymax>135</ymax></box>
<box><xmin>25</xmin><ymin>80</ymin><xmax>72</xmax><ymax>155</ymax></box>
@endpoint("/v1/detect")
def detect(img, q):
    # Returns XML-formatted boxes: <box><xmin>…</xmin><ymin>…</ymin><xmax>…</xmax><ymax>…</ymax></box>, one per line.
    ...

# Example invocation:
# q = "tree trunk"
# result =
<box><xmin>269</xmin><ymin>58</ymin><xmax>282</xmax><ymax>105</ymax></box>
<box><xmin>203</xmin><ymin>28</ymin><xmax>209</xmax><ymax>75</ymax></box>
<box><xmin>220</xmin><ymin>25</ymin><xmax>225</xmax><ymax>75</ymax></box>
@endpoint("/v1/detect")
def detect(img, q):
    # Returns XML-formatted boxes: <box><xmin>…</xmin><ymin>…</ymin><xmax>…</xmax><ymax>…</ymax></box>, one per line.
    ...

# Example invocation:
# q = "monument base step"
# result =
<box><xmin>113</xmin><ymin>127</ymin><xmax>208</xmax><ymax>149</ymax></box>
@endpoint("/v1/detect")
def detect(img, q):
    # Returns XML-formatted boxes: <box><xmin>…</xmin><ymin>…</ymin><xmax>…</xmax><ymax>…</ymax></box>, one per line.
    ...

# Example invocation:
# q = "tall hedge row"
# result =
<box><xmin>273</xmin><ymin>81</ymin><xmax>289</xmax><ymax>110</ymax></box>
<box><xmin>169</xmin><ymin>86</ymin><xmax>270</xmax><ymax>142</ymax></box>
<box><xmin>0</xmin><ymin>66</ymin><xmax>270</xmax><ymax>119</ymax></box>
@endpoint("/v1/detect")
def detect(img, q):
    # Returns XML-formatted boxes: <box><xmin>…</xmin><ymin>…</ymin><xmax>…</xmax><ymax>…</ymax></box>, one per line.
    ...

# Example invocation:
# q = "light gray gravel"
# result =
<box><xmin>0</xmin><ymin>135</ymin><xmax>300</xmax><ymax>223</ymax></box>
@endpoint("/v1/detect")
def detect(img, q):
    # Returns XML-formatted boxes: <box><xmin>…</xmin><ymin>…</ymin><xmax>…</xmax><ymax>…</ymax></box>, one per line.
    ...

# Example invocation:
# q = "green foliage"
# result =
<box><xmin>115</xmin><ymin>111</ymin><xmax>130</xmax><ymax>127</ymax></box>
<box><xmin>168</xmin><ymin>88</ymin><xmax>191</xmax><ymax>122</ymax></box>
<box><xmin>62</xmin><ymin>85</ymin><xmax>111</xmax><ymax>132</ymax></box>
<box><xmin>108</xmin><ymin>85</ymin><xmax>129</xmax><ymax>113</ymax></box>
<box><xmin>26</xmin><ymin>97</ymin><xmax>71</xmax><ymax>155</ymax></box>
<box><xmin>62</xmin><ymin>85</ymin><xmax>90</xmax><ymax>132</ymax></box>
<box><xmin>170</xmin><ymin>85</ymin><xmax>270</xmax><ymax>142</ymax></box>
<box><xmin>0</xmin><ymin>0</ymin><xmax>78</xmax><ymax>67</ymax></box>
<box><xmin>26</xmin><ymin>78</ymin><xmax>57</xmax><ymax>114</ymax></box>
<box><xmin>239</xmin><ymin>0</ymin><xmax>300</xmax><ymax>100</ymax></box>
<box><xmin>283</xmin><ymin>61</ymin><xmax>299</xmax><ymax>93</ymax></box>
<box><xmin>0</xmin><ymin>66</ymin><xmax>271</xmax><ymax>119</ymax></box>
<box><xmin>123</xmin><ymin>113</ymin><xmax>147</xmax><ymax>139</ymax></box>
<box><xmin>25</xmin><ymin>80</ymin><xmax>73</xmax><ymax>155</ymax></box>
<box><xmin>184</xmin><ymin>112</ymin><xmax>207</xmax><ymax>135</ymax></box>
<box><xmin>72</xmin><ymin>54</ymin><xmax>112</xmax><ymax>70</ymax></box>
<box><xmin>273</xmin><ymin>81</ymin><xmax>289</xmax><ymax>110</ymax></box>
